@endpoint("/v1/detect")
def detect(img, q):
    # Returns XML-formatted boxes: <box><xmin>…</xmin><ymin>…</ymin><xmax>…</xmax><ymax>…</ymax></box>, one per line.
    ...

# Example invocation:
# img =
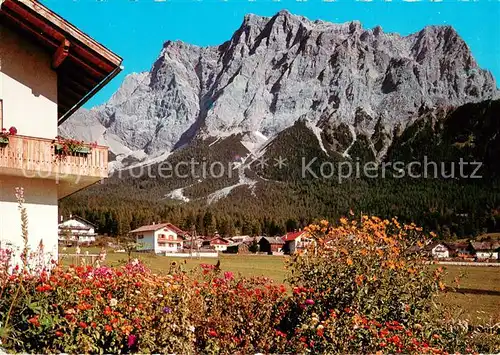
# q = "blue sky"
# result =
<box><xmin>41</xmin><ymin>0</ymin><xmax>500</xmax><ymax>108</ymax></box>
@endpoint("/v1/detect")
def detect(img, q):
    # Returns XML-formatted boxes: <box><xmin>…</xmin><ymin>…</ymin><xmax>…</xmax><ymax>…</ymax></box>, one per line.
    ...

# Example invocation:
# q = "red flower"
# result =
<box><xmin>55</xmin><ymin>331</ymin><xmax>64</xmax><ymax>337</ymax></box>
<box><xmin>208</xmin><ymin>329</ymin><xmax>217</xmax><ymax>337</ymax></box>
<box><xmin>275</xmin><ymin>330</ymin><xmax>286</xmax><ymax>337</ymax></box>
<box><xmin>305</xmin><ymin>299</ymin><xmax>315</xmax><ymax>305</ymax></box>
<box><xmin>91</xmin><ymin>322</ymin><xmax>97</xmax><ymax>328</ymax></box>
<box><xmin>8</xmin><ymin>126</ymin><xmax>17</xmax><ymax>135</ymax></box>
<box><xmin>79</xmin><ymin>321</ymin><xmax>88</xmax><ymax>329</ymax></box>
<box><xmin>105</xmin><ymin>325</ymin><xmax>113</xmax><ymax>332</ymax></box>
<box><xmin>28</xmin><ymin>316</ymin><xmax>40</xmax><ymax>327</ymax></box>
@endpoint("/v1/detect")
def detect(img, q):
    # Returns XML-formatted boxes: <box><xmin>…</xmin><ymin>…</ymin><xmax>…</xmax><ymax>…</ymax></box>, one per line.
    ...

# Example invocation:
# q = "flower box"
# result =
<box><xmin>54</xmin><ymin>144</ymin><xmax>91</xmax><ymax>155</ymax></box>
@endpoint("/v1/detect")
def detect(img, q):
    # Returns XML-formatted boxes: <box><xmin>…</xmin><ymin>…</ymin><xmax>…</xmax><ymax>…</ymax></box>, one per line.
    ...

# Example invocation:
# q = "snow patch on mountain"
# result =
<box><xmin>206</xmin><ymin>167</ymin><xmax>257</xmax><ymax>204</ymax></box>
<box><xmin>166</xmin><ymin>188</ymin><xmax>190</xmax><ymax>203</ymax></box>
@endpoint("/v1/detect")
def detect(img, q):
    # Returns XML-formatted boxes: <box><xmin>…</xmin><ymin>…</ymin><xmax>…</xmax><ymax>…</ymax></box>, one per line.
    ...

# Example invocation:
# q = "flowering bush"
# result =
<box><xmin>0</xmin><ymin>216</ymin><xmax>498</xmax><ymax>353</ymax></box>
<box><xmin>279</xmin><ymin>216</ymin><xmax>499</xmax><ymax>353</ymax></box>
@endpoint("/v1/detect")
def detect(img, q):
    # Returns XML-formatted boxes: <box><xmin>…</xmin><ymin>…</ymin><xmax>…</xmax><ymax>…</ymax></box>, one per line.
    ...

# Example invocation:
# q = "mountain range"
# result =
<box><xmin>59</xmin><ymin>10</ymin><xmax>500</xmax><ymax>238</ymax></box>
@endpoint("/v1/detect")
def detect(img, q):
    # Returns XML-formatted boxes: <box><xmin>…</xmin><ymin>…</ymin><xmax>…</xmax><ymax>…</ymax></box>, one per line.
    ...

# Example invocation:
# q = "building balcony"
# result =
<box><xmin>0</xmin><ymin>134</ymin><xmax>108</xmax><ymax>198</ymax></box>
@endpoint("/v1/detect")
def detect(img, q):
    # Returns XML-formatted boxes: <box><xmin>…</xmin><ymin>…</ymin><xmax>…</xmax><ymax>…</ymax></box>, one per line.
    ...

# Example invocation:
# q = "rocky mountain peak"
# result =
<box><xmin>61</xmin><ymin>11</ymin><xmax>498</xmax><ymax>167</ymax></box>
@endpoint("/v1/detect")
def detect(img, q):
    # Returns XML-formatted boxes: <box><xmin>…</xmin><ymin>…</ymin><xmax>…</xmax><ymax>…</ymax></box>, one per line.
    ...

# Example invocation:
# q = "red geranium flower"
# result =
<box><xmin>28</xmin><ymin>316</ymin><xmax>40</xmax><ymax>327</ymax></box>
<box><xmin>79</xmin><ymin>321</ymin><xmax>87</xmax><ymax>329</ymax></box>
<box><xmin>208</xmin><ymin>329</ymin><xmax>217</xmax><ymax>337</ymax></box>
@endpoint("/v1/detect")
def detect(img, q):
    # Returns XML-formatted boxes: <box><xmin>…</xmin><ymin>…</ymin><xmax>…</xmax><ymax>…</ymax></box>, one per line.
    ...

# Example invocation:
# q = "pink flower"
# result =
<box><xmin>127</xmin><ymin>334</ymin><xmax>137</xmax><ymax>347</ymax></box>
<box><xmin>8</xmin><ymin>126</ymin><xmax>17</xmax><ymax>135</ymax></box>
<box><xmin>224</xmin><ymin>271</ymin><xmax>234</xmax><ymax>280</ymax></box>
<box><xmin>305</xmin><ymin>299</ymin><xmax>315</xmax><ymax>305</ymax></box>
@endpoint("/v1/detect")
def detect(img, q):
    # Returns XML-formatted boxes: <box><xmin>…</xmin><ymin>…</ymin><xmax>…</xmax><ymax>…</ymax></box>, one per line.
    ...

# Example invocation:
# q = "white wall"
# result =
<box><xmin>476</xmin><ymin>251</ymin><xmax>499</xmax><ymax>260</ymax></box>
<box><xmin>154</xmin><ymin>229</ymin><xmax>183</xmax><ymax>253</ymax></box>
<box><xmin>432</xmin><ymin>245</ymin><xmax>450</xmax><ymax>259</ymax></box>
<box><xmin>0</xmin><ymin>176</ymin><xmax>58</xmax><ymax>268</ymax></box>
<box><xmin>213</xmin><ymin>244</ymin><xmax>228</xmax><ymax>252</ymax></box>
<box><xmin>0</xmin><ymin>25</ymin><xmax>57</xmax><ymax>139</ymax></box>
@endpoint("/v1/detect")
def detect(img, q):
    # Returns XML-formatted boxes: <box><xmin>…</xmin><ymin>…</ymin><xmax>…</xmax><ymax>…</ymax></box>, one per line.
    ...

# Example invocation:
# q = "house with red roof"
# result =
<box><xmin>282</xmin><ymin>230</ymin><xmax>313</xmax><ymax>254</ymax></box>
<box><xmin>130</xmin><ymin>223</ymin><xmax>187</xmax><ymax>254</ymax></box>
<box><xmin>202</xmin><ymin>236</ymin><xmax>230</xmax><ymax>252</ymax></box>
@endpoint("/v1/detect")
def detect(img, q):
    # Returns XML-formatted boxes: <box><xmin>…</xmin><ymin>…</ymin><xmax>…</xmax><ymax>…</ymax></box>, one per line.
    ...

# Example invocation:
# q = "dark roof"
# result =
<box><xmin>130</xmin><ymin>222</ymin><xmax>187</xmax><ymax>235</ymax></box>
<box><xmin>74</xmin><ymin>215</ymin><xmax>97</xmax><ymax>228</ymax></box>
<box><xmin>261</xmin><ymin>237</ymin><xmax>285</xmax><ymax>245</ymax></box>
<box><xmin>130</xmin><ymin>223</ymin><xmax>170</xmax><ymax>233</ymax></box>
<box><xmin>471</xmin><ymin>241</ymin><xmax>500</xmax><ymax>251</ymax></box>
<box><xmin>165</xmin><ymin>223</ymin><xmax>188</xmax><ymax>236</ymax></box>
<box><xmin>1</xmin><ymin>0</ymin><xmax>122</xmax><ymax>122</ymax></box>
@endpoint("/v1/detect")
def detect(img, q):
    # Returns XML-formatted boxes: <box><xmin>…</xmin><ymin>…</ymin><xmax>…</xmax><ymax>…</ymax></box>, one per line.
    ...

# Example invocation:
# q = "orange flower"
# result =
<box><xmin>346</xmin><ymin>258</ymin><xmax>353</xmax><ymax>266</ymax></box>
<box><xmin>355</xmin><ymin>275</ymin><xmax>365</xmax><ymax>286</ymax></box>
<box><xmin>55</xmin><ymin>331</ymin><xmax>64</xmax><ymax>337</ymax></box>
<box><xmin>105</xmin><ymin>325</ymin><xmax>113</xmax><ymax>332</ymax></box>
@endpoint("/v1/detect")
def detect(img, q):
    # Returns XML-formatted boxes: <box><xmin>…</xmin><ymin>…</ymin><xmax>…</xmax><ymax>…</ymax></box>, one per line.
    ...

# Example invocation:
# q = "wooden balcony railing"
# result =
<box><xmin>0</xmin><ymin>135</ymin><xmax>108</xmax><ymax>197</ymax></box>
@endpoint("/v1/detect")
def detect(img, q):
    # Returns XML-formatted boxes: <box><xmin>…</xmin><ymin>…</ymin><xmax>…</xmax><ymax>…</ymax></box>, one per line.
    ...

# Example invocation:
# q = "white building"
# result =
<box><xmin>58</xmin><ymin>215</ymin><xmax>97</xmax><ymax>244</ymax></box>
<box><xmin>282</xmin><ymin>231</ymin><xmax>313</xmax><ymax>254</ymax></box>
<box><xmin>203</xmin><ymin>237</ymin><xmax>229</xmax><ymax>252</ymax></box>
<box><xmin>131</xmin><ymin>223</ymin><xmax>186</xmax><ymax>254</ymax></box>
<box><xmin>472</xmin><ymin>241</ymin><xmax>500</xmax><ymax>260</ymax></box>
<box><xmin>0</xmin><ymin>0</ymin><xmax>121</xmax><ymax>266</ymax></box>
<box><xmin>430</xmin><ymin>243</ymin><xmax>451</xmax><ymax>259</ymax></box>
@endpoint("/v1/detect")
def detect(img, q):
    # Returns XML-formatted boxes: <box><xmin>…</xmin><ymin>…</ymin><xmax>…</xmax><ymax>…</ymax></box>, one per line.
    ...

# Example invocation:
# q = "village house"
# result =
<box><xmin>130</xmin><ymin>223</ymin><xmax>186</xmax><ymax>254</ymax></box>
<box><xmin>203</xmin><ymin>236</ymin><xmax>230</xmax><ymax>252</ymax></box>
<box><xmin>0</xmin><ymin>0</ymin><xmax>122</xmax><ymax>265</ymax></box>
<box><xmin>471</xmin><ymin>241</ymin><xmax>500</xmax><ymax>260</ymax></box>
<box><xmin>58</xmin><ymin>215</ymin><xmax>97</xmax><ymax>244</ymax></box>
<box><xmin>258</xmin><ymin>237</ymin><xmax>285</xmax><ymax>255</ymax></box>
<box><xmin>447</xmin><ymin>240</ymin><xmax>475</xmax><ymax>258</ymax></box>
<box><xmin>282</xmin><ymin>230</ymin><xmax>313</xmax><ymax>254</ymax></box>
<box><xmin>427</xmin><ymin>242</ymin><xmax>453</xmax><ymax>259</ymax></box>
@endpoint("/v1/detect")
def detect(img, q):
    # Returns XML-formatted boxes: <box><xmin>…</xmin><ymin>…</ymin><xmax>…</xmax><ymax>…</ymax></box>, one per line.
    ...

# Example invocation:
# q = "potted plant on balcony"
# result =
<box><xmin>0</xmin><ymin>126</ymin><xmax>17</xmax><ymax>146</ymax></box>
<box><xmin>53</xmin><ymin>136</ymin><xmax>97</xmax><ymax>159</ymax></box>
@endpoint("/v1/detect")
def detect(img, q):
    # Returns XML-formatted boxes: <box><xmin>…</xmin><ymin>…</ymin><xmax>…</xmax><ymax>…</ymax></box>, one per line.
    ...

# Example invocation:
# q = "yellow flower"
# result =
<box><xmin>340</xmin><ymin>217</ymin><xmax>348</xmax><ymax>225</ymax></box>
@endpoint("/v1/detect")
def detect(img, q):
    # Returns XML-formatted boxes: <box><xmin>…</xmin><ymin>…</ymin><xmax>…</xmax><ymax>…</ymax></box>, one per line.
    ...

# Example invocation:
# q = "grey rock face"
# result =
<box><xmin>60</xmin><ymin>10</ymin><xmax>498</xmax><ymax>163</ymax></box>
